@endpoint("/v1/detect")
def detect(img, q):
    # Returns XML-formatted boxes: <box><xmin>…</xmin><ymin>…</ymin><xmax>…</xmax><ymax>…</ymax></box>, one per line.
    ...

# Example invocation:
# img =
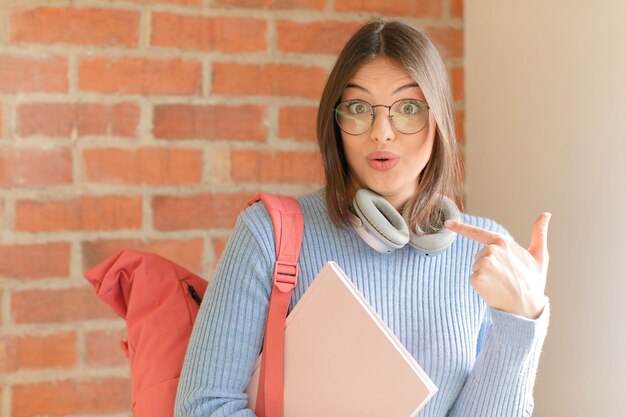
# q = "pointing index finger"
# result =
<box><xmin>444</xmin><ymin>219</ymin><xmax>502</xmax><ymax>245</ymax></box>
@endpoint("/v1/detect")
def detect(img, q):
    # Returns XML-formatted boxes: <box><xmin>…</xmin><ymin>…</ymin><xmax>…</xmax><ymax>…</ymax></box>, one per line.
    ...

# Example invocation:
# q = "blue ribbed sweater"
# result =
<box><xmin>175</xmin><ymin>189</ymin><xmax>549</xmax><ymax>417</ymax></box>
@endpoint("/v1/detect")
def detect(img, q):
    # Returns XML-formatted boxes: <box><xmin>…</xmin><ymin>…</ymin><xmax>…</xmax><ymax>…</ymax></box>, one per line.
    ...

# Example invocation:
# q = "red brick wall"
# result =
<box><xmin>0</xmin><ymin>1</ymin><xmax>463</xmax><ymax>415</ymax></box>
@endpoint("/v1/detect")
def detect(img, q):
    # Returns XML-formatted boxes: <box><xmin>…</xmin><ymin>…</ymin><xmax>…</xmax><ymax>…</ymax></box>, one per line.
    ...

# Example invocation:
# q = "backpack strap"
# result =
<box><xmin>247</xmin><ymin>193</ymin><xmax>304</xmax><ymax>417</ymax></box>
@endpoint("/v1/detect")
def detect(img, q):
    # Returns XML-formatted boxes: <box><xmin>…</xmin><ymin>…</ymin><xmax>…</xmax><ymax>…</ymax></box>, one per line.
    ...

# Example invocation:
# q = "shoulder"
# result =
<box><xmin>243</xmin><ymin>188</ymin><xmax>327</xmax><ymax>217</ymax></box>
<box><xmin>297</xmin><ymin>188</ymin><xmax>328</xmax><ymax>218</ymax></box>
<box><xmin>239</xmin><ymin>188</ymin><xmax>328</xmax><ymax>239</ymax></box>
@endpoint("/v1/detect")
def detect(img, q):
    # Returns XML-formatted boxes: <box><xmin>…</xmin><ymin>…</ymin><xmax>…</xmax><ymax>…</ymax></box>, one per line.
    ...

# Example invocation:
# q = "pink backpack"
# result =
<box><xmin>84</xmin><ymin>193</ymin><xmax>304</xmax><ymax>417</ymax></box>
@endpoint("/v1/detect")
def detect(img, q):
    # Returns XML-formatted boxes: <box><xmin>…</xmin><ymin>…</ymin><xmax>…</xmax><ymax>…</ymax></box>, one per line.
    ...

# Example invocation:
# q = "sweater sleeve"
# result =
<box><xmin>448</xmin><ymin>299</ymin><xmax>550</xmax><ymax>416</ymax></box>
<box><xmin>448</xmin><ymin>220</ymin><xmax>550</xmax><ymax>417</ymax></box>
<box><xmin>174</xmin><ymin>208</ymin><xmax>275</xmax><ymax>417</ymax></box>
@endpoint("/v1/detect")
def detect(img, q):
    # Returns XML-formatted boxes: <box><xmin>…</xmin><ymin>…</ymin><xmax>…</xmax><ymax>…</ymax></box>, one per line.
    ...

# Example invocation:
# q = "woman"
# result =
<box><xmin>175</xmin><ymin>20</ymin><xmax>550</xmax><ymax>416</ymax></box>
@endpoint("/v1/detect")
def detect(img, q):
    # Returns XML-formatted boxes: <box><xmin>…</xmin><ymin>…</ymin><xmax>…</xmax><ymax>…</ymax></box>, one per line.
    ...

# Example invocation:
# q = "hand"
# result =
<box><xmin>444</xmin><ymin>213</ymin><xmax>551</xmax><ymax>319</ymax></box>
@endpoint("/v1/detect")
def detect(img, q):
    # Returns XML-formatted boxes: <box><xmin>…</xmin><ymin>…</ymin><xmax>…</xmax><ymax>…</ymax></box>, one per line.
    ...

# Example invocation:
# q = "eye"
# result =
<box><xmin>347</xmin><ymin>101</ymin><xmax>370</xmax><ymax>115</ymax></box>
<box><xmin>397</xmin><ymin>100</ymin><xmax>424</xmax><ymax>115</ymax></box>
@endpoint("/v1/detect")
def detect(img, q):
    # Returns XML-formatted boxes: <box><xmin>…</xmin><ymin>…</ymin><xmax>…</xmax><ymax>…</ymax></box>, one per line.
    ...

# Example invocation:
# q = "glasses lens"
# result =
<box><xmin>335</xmin><ymin>100</ymin><xmax>373</xmax><ymax>135</ymax></box>
<box><xmin>390</xmin><ymin>99</ymin><xmax>429</xmax><ymax>134</ymax></box>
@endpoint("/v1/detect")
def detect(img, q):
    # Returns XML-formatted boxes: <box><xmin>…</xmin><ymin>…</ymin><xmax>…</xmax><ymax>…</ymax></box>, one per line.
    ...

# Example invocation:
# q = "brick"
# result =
<box><xmin>110</xmin><ymin>103</ymin><xmax>141</xmax><ymax>137</ymax></box>
<box><xmin>79</xmin><ymin>57</ymin><xmax>201</xmax><ymax>95</ymax></box>
<box><xmin>277</xmin><ymin>20</ymin><xmax>360</xmax><ymax>54</ymax></box>
<box><xmin>423</xmin><ymin>26</ymin><xmax>463</xmax><ymax>59</ymax></box>
<box><xmin>334</xmin><ymin>0</ymin><xmax>442</xmax><ymax>17</ymax></box>
<box><xmin>113</xmin><ymin>0</ymin><xmax>201</xmax><ymax>4</ymax></box>
<box><xmin>85</xmin><ymin>329</ymin><xmax>128</xmax><ymax>367</ymax></box>
<box><xmin>153</xmin><ymin>193</ymin><xmax>251</xmax><ymax>230</ymax></box>
<box><xmin>231</xmin><ymin>149</ymin><xmax>324</xmax><ymax>184</ymax></box>
<box><xmin>153</xmin><ymin>104</ymin><xmax>267</xmax><ymax>141</ymax></box>
<box><xmin>15</xmin><ymin>195</ymin><xmax>142</xmax><ymax>232</ymax></box>
<box><xmin>152</xmin><ymin>13</ymin><xmax>266</xmax><ymax>52</ymax></box>
<box><xmin>278</xmin><ymin>105</ymin><xmax>317</xmax><ymax>142</ymax></box>
<box><xmin>82</xmin><ymin>237</ymin><xmax>204</xmax><ymax>273</ymax></box>
<box><xmin>0</xmin><ymin>242</ymin><xmax>71</xmax><ymax>279</ymax></box>
<box><xmin>12</xmin><ymin>286</ymin><xmax>117</xmax><ymax>324</ymax></box>
<box><xmin>83</xmin><ymin>147</ymin><xmax>203</xmax><ymax>185</ymax></box>
<box><xmin>1</xmin><ymin>332</ymin><xmax>76</xmax><ymax>371</ymax></box>
<box><xmin>12</xmin><ymin>378</ymin><xmax>130</xmax><ymax>417</ymax></box>
<box><xmin>214</xmin><ymin>0</ymin><xmax>325</xmax><ymax>9</ymax></box>
<box><xmin>451</xmin><ymin>67</ymin><xmax>464</xmax><ymax>101</ymax></box>
<box><xmin>0</xmin><ymin>54</ymin><xmax>67</xmax><ymax>93</ymax></box>
<box><xmin>10</xmin><ymin>7</ymin><xmax>139</xmax><ymax>47</ymax></box>
<box><xmin>213</xmin><ymin>62</ymin><xmax>326</xmax><ymax>98</ymax></box>
<box><xmin>17</xmin><ymin>102</ymin><xmax>139</xmax><ymax>138</ymax></box>
<box><xmin>455</xmin><ymin>109</ymin><xmax>464</xmax><ymax>144</ymax></box>
<box><xmin>451</xmin><ymin>0</ymin><xmax>463</xmax><ymax>18</ymax></box>
<box><xmin>0</xmin><ymin>147</ymin><xmax>72</xmax><ymax>187</ymax></box>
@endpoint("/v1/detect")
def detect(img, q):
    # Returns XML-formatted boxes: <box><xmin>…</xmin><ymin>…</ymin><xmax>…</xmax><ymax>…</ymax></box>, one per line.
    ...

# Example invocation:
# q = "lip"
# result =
<box><xmin>367</xmin><ymin>151</ymin><xmax>399</xmax><ymax>171</ymax></box>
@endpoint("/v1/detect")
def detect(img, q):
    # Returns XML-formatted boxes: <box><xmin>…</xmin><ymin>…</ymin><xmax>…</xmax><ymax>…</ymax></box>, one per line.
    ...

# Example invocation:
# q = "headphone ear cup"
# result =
<box><xmin>352</xmin><ymin>189</ymin><xmax>410</xmax><ymax>253</ymax></box>
<box><xmin>403</xmin><ymin>195</ymin><xmax>461</xmax><ymax>256</ymax></box>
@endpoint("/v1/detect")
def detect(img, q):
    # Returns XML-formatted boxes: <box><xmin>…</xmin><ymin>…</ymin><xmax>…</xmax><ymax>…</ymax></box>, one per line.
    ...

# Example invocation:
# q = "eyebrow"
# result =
<box><xmin>344</xmin><ymin>82</ymin><xmax>421</xmax><ymax>95</ymax></box>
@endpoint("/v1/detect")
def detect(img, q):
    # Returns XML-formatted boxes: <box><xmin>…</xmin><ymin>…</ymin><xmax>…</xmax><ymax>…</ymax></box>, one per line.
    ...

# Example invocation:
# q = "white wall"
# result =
<box><xmin>466</xmin><ymin>1</ymin><xmax>626</xmax><ymax>415</ymax></box>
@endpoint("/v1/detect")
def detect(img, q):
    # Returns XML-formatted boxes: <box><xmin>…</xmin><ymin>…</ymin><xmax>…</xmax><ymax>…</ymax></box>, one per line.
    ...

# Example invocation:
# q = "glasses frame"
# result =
<box><xmin>333</xmin><ymin>98</ymin><xmax>431</xmax><ymax>136</ymax></box>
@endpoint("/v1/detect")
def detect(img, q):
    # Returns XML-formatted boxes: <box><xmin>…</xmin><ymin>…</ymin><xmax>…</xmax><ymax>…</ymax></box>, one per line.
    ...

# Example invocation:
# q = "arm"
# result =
<box><xmin>449</xmin><ymin>301</ymin><xmax>550</xmax><ymax>417</ymax></box>
<box><xmin>175</xmin><ymin>209</ymin><xmax>275</xmax><ymax>417</ymax></box>
<box><xmin>445</xmin><ymin>216</ymin><xmax>551</xmax><ymax>416</ymax></box>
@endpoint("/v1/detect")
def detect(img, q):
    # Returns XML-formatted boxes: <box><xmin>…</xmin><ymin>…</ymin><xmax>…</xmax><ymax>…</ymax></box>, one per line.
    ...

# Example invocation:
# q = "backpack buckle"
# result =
<box><xmin>273</xmin><ymin>260</ymin><xmax>298</xmax><ymax>292</ymax></box>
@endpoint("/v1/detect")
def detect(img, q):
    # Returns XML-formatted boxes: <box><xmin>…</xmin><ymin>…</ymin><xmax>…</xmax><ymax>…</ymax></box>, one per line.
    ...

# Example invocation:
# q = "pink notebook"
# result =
<box><xmin>246</xmin><ymin>261</ymin><xmax>437</xmax><ymax>417</ymax></box>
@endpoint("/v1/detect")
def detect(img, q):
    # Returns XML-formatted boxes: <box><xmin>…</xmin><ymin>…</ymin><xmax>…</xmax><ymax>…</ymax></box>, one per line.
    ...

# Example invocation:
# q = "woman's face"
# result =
<box><xmin>340</xmin><ymin>57</ymin><xmax>436</xmax><ymax>210</ymax></box>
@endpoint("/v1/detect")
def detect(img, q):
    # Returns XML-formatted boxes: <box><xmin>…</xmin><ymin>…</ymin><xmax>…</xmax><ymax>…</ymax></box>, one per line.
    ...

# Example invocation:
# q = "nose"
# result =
<box><xmin>369</xmin><ymin>107</ymin><xmax>395</xmax><ymax>143</ymax></box>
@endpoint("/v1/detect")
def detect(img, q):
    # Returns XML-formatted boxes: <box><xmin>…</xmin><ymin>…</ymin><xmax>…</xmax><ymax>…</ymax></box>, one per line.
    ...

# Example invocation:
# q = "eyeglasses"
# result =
<box><xmin>334</xmin><ymin>98</ymin><xmax>430</xmax><ymax>136</ymax></box>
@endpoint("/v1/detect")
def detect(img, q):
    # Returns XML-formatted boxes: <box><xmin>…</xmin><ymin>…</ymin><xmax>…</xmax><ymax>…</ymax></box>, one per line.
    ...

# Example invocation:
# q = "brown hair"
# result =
<box><xmin>317</xmin><ymin>19</ymin><xmax>464</xmax><ymax>233</ymax></box>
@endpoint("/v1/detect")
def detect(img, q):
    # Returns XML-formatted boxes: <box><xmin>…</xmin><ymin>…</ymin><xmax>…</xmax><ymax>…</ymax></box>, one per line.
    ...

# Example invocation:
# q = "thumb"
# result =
<box><xmin>528</xmin><ymin>212</ymin><xmax>551</xmax><ymax>265</ymax></box>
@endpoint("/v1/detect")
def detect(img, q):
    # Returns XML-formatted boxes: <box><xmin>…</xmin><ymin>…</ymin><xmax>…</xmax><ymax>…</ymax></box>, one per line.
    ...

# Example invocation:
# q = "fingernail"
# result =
<box><xmin>444</xmin><ymin>220</ymin><xmax>454</xmax><ymax>228</ymax></box>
